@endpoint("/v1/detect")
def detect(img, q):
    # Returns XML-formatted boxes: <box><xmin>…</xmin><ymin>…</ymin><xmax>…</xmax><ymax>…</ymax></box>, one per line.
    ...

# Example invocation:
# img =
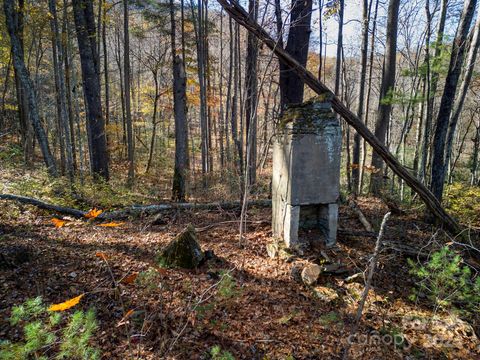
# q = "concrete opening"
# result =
<box><xmin>272</xmin><ymin>95</ymin><xmax>341</xmax><ymax>249</ymax></box>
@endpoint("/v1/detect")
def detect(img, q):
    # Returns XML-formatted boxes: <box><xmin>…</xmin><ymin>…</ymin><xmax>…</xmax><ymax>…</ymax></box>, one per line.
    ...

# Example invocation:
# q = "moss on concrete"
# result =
<box><xmin>278</xmin><ymin>94</ymin><xmax>338</xmax><ymax>134</ymax></box>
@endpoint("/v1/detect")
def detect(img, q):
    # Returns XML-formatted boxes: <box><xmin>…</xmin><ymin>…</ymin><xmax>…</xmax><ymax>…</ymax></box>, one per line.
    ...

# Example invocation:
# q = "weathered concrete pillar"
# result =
<box><xmin>272</xmin><ymin>95</ymin><xmax>341</xmax><ymax>248</ymax></box>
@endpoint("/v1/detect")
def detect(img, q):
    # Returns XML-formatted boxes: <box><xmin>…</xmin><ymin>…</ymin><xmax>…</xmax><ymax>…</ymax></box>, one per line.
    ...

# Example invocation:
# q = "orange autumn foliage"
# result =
<box><xmin>48</xmin><ymin>294</ymin><xmax>84</xmax><ymax>312</ymax></box>
<box><xmin>121</xmin><ymin>273</ymin><xmax>138</xmax><ymax>284</ymax></box>
<box><xmin>95</xmin><ymin>252</ymin><xmax>108</xmax><ymax>261</ymax></box>
<box><xmin>51</xmin><ymin>218</ymin><xmax>66</xmax><ymax>228</ymax></box>
<box><xmin>84</xmin><ymin>208</ymin><xmax>103</xmax><ymax>219</ymax></box>
<box><xmin>117</xmin><ymin>309</ymin><xmax>134</xmax><ymax>327</ymax></box>
<box><xmin>98</xmin><ymin>222</ymin><xmax>124</xmax><ymax>227</ymax></box>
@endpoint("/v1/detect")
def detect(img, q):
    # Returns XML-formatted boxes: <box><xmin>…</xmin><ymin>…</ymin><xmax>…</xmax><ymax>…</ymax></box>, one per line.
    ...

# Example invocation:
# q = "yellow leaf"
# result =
<box><xmin>98</xmin><ymin>222</ymin><xmax>124</xmax><ymax>227</ymax></box>
<box><xmin>48</xmin><ymin>294</ymin><xmax>84</xmax><ymax>312</ymax></box>
<box><xmin>85</xmin><ymin>208</ymin><xmax>103</xmax><ymax>219</ymax></box>
<box><xmin>121</xmin><ymin>272</ymin><xmax>138</xmax><ymax>284</ymax></box>
<box><xmin>51</xmin><ymin>218</ymin><xmax>66</xmax><ymax>228</ymax></box>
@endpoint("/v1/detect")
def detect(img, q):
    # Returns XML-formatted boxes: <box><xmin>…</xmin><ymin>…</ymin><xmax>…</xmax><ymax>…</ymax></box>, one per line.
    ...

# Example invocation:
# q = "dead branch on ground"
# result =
<box><xmin>342</xmin><ymin>212</ymin><xmax>391</xmax><ymax>359</ymax></box>
<box><xmin>0</xmin><ymin>193</ymin><xmax>271</xmax><ymax>220</ymax></box>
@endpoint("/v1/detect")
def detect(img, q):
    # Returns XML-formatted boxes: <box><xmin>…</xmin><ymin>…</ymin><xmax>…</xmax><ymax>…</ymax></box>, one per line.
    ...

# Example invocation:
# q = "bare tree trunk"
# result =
<box><xmin>370</xmin><ymin>0</ymin><xmax>400</xmax><ymax>195</ymax></box>
<box><xmin>4</xmin><ymin>0</ymin><xmax>57</xmax><ymax>176</ymax></box>
<box><xmin>191</xmin><ymin>0</ymin><xmax>209</xmax><ymax>185</ymax></box>
<box><xmin>49</xmin><ymin>0</ymin><xmax>74</xmax><ymax>180</ymax></box>
<box><xmin>444</xmin><ymin>12</ymin><xmax>480</xmax><ymax>175</ymax></box>
<box><xmin>231</xmin><ymin>21</ymin><xmax>243</xmax><ymax>178</ymax></box>
<box><xmin>420</xmin><ymin>0</ymin><xmax>447</xmax><ymax>183</ymax></box>
<box><xmin>69</xmin><ymin>51</ymin><xmax>85</xmax><ymax>182</ymax></box>
<box><xmin>114</xmin><ymin>22</ymin><xmax>126</xmax><ymax>151</ymax></box>
<box><xmin>72</xmin><ymin>0</ymin><xmax>109</xmax><ymax>180</ymax></box>
<box><xmin>412</xmin><ymin>78</ymin><xmax>426</xmax><ymax>178</ymax></box>
<box><xmin>471</xmin><ymin>120</ymin><xmax>480</xmax><ymax>185</ymax></box>
<box><xmin>448</xmin><ymin>117</ymin><xmax>474</xmax><ymax>183</ymax></box>
<box><xmin>146</xmin><ymin>73</ymin><xmax>159</xmax><ymax>174</ymax></box>
<box><xmin>62</xmin><ymin>0</ymin><xmax>77</xmax><ymax>172</ymax></box>
<box><xmin>52</xmin><ymin>33</ymin><xmax>66</xmax><ymax>175</ymax></box>
<box><xmin>279</xmin><ymin>0</ymin><xmax>313</xmax><ymax>110</ymax></box>
<box><xmin>359</xmin><ymin>0</ymin><xmax>379</xmax><ymax>193</ymax></box>
<box><xmin>334</xmin><ymin>0</ymin><xmax>344</xmax><ymax>96</ymax></box>
<box><xmin>102</xmin><ymin>0</ymin><xmax>110</xmax><ymax>131</ymax></box>
<box><xmin>219</xmin><ymin>10</ymin><xmax>225</xmax><ymax>169</ymax></box>
<box><xmin>0</xmin><ymin>56</ymin><xmax>11</xmax><ymax>129</ymax></box>
<box><xmin>245</xmin><ymin>0</ymin><xmax>259</xmax><ymax>186</ymax></box>
<box><xmin>352</xmin><ymin>0</ymin><xmax>370</xmax><ymax>194</ymax></box>
<box><xmin>318</xmin><ymin>0</ymin><xmax>323</xmax><ymax>80</ymax></box>
<box><xmin>11</xmin><ymin>0</ymin><xmax>33</xmax><ymax>165</ymax></box>
<box><xmin>224</xmin><ymin>17</ymin><xmax>233</xmax><ymax>165</ymax></box>
<box><xmin>124</xmin><ymin>0</ymin><xmax>134</xmax><ymax>187</ymax></box>
<box><xmin>171</xmin><ymin>0</ymin><xmax>189</xmax><ymax>202</ymax></box>
<box><xmin>204</xmin><ymin>1</ymin><xmax>213</xmax><ymax>174</ymax></box>
<box><xmin>430</xmin><ymin>0</ymin><xmax>477</xmax><ymax>202</ymax></box>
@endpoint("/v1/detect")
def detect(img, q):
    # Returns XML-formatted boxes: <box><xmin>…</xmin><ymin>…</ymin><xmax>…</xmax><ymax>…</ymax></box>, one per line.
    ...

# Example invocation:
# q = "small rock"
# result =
<box><xmin>266</xmin><ymin>242</ymin><xmax>278</xmax><ymax>258</ymax></box>
<box><xmin>301</xmin><ymin>264</ymin><xmax>322</xmax><ymax>285</ymax></box>
<box><xmin>313</xmin><ymin>286</ymin><xmax>339</xmax><ymax>303</ymax></box>
<box><xmin>290</xmin><ymin>264</ymin><xmax>303</xmax><ymax>283</ymax></box>
<box><xmin>68</xmin><ymin>271</ymin><xmax>77</xmax><ymax>279</ymax></box>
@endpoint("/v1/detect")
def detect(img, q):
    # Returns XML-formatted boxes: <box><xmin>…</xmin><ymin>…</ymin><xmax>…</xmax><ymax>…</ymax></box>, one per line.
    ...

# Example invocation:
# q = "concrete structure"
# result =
<box><xmin>272</xmin><ymin>95</ymin><xmax>341</xmax><ymax>248</ymax></box>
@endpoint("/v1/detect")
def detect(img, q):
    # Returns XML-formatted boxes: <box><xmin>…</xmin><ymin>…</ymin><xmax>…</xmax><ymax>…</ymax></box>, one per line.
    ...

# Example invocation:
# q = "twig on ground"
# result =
<box><xmin>348</xmin><ymin>199</ymin><xmax>373</xmax><ymax>232</ymax></box>
<box><xmin>342</xmin><ymin>212</ymin><xmax>391</xmax><ymax>360</ymax></box>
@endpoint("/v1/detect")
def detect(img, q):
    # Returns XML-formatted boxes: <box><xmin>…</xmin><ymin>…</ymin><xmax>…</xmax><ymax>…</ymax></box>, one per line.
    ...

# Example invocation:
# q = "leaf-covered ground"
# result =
<box><xmin>1</xmin><ymin>196</ymin><xmax>479</xmax><ymax>359</ymax></box>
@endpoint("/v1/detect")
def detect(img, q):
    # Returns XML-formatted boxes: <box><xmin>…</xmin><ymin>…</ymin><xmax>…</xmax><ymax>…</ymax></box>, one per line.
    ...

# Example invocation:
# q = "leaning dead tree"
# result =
<box><xmin>216</xmin><ymin>0</ymin><xmax>460</xmax><ymax>234</ymax></box>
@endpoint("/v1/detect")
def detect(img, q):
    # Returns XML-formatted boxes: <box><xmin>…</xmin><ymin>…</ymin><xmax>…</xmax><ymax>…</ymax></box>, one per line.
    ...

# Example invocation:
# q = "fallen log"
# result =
<box><xmin>0</xmin><ymin>194</ymin><xmax>86</xmax><ymax>218</ymax></box>
<box><xmin>0</xmin><ymin>193</ymin><xmax>271</xmax><ymax>220</ymax></box>
<box><xmin>216</xmin><ymin>0</ymin><xmax>461</xmax><ymax>234</ymax></box>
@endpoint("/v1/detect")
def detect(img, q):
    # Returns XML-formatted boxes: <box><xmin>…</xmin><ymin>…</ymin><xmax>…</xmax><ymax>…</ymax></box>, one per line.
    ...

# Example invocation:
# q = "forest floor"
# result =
<box><xmin>1</xmin><ymin>195</ymin><xmax>480</xmax><ymax>359</ymax></box>
<box><xmin>1</xmin><ymin>143</ymin><xmax>480</xmax><ymax>359</ymax></box>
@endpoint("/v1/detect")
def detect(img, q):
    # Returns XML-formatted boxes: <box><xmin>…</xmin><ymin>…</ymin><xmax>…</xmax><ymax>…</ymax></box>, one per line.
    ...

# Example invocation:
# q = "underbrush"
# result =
<box><xmin>4</xmin><ymin>173</ymin><xmax>143</xmax><ymax>210</ymax></box>
<box><xmin>1</xmin><ymin>153</ymin><xmax>272</xmax><ymax>210</ymax></box>
<box><xmin>409</xmin><ymin>246</ymin><xmax>480</xmax><ymax>314</ymax></box>
<box><xmin>0</xmin><ymin>297</ymin><xmax>99</xmax><ymax>360</ymax></box>
<box><xmin>444</xmin><ymin>183</ymin><xmax>480</xmax><ymax>227</ymax></box>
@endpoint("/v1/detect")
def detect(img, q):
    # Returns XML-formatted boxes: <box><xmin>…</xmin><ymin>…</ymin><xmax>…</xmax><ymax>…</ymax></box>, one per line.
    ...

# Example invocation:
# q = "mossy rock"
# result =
<box><xmin>156</xmin><ymin>224</ymin><xmax>204</xmax><ymax>269</ymax></box>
